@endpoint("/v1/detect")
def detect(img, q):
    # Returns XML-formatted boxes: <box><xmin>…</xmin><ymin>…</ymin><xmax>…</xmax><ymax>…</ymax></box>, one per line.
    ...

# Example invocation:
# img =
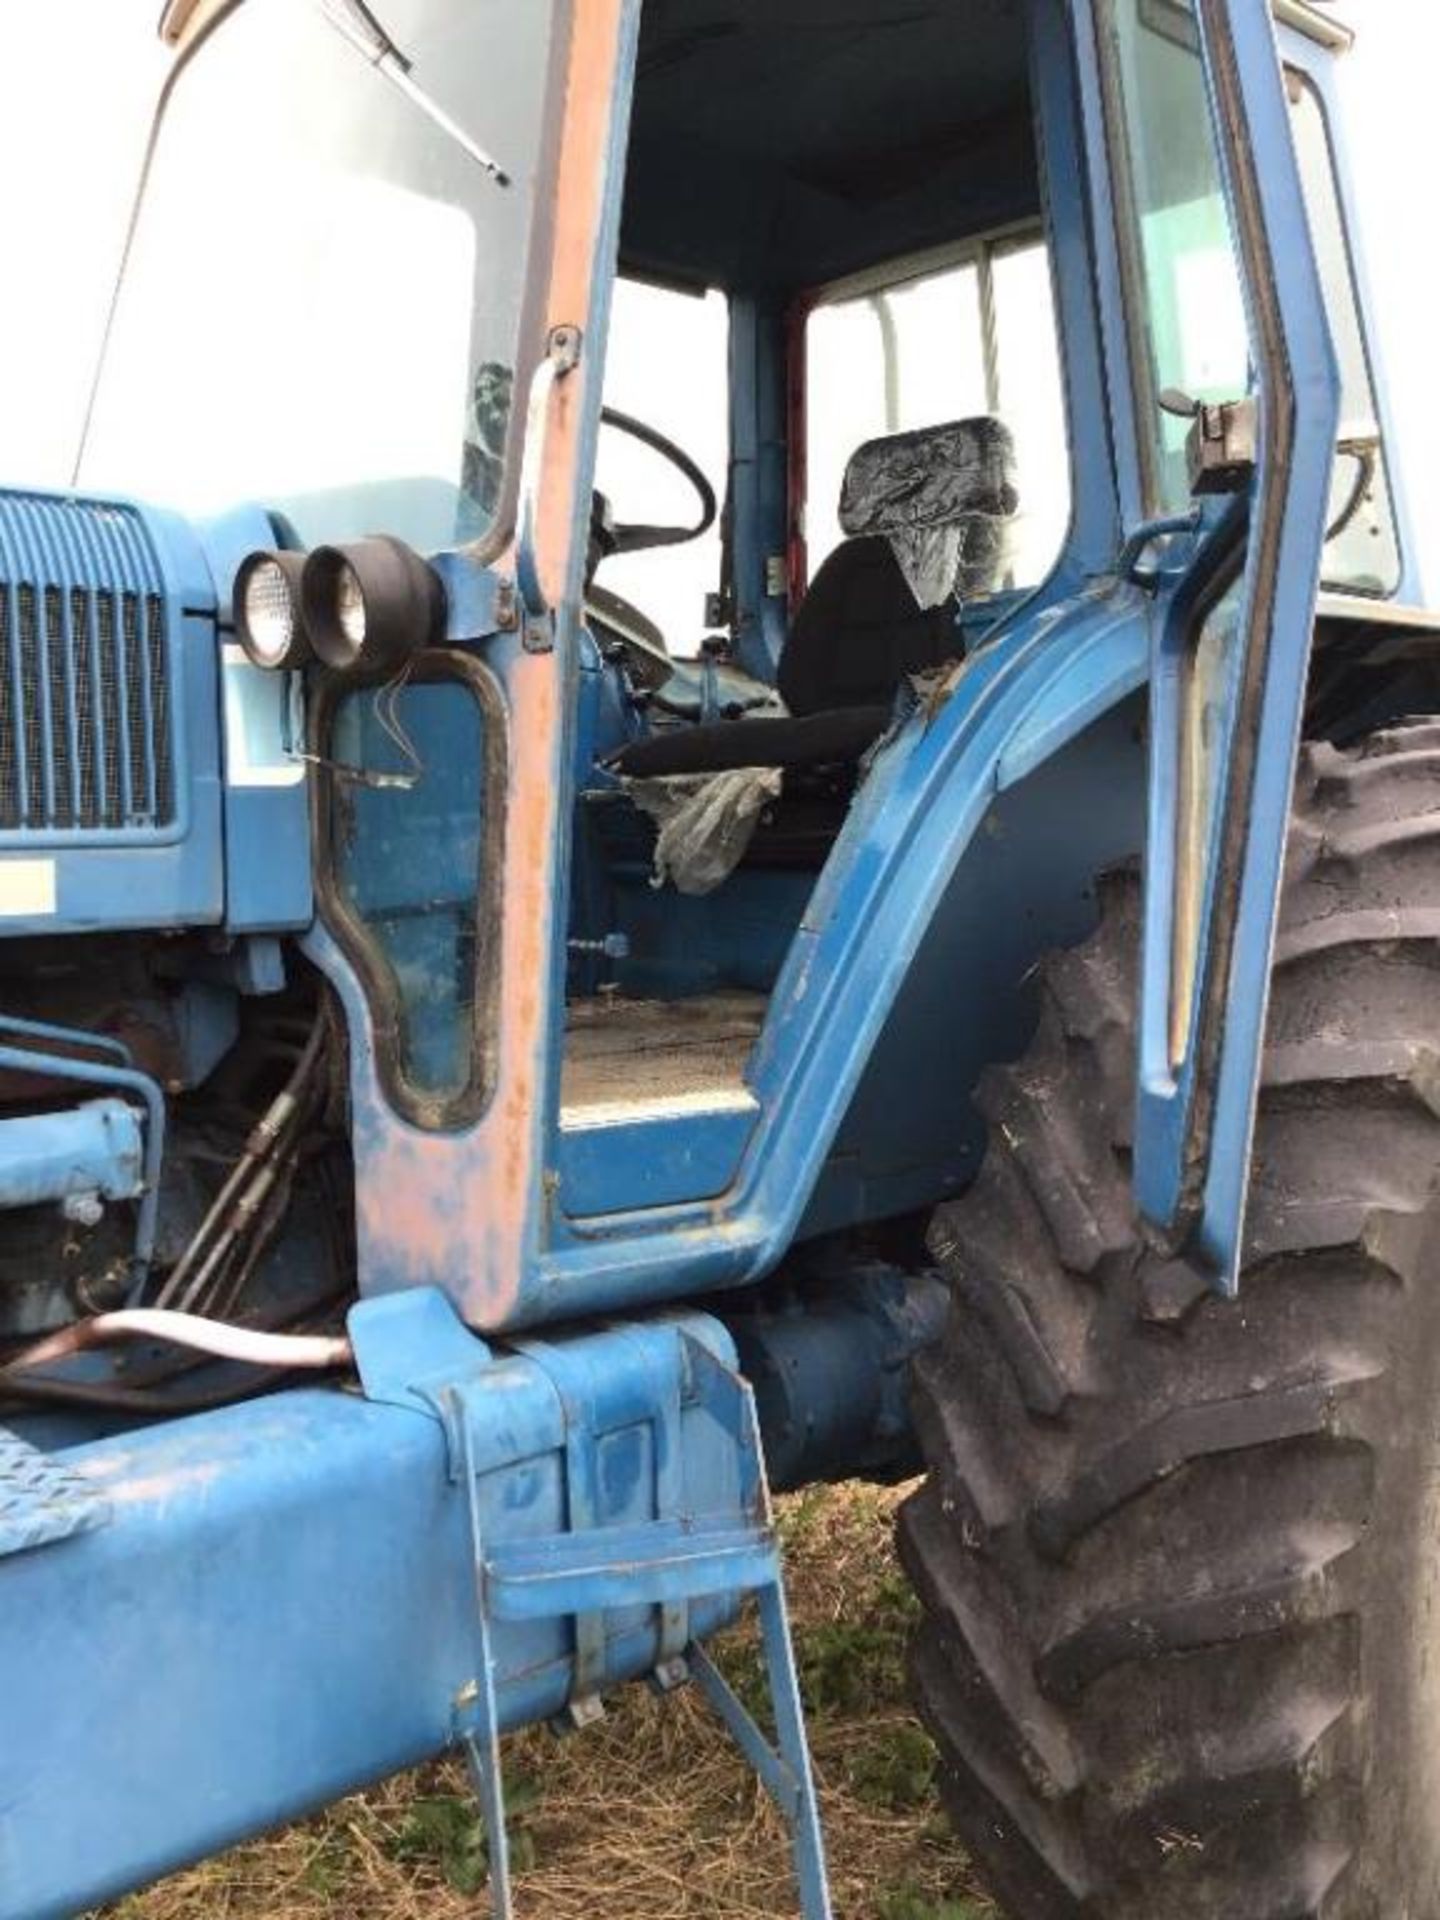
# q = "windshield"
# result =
<box><xmin>78</xmin><ymin>0</ymin><xmax>560</xmax><ymax>555</ymax></box>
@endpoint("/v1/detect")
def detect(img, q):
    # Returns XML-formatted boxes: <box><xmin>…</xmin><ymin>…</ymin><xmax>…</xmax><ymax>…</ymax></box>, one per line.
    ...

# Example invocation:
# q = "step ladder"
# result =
<box><xmin>446</xmin><ymin>1333</ymin><xmax>833</xmax><ymax>1920</ymax></box>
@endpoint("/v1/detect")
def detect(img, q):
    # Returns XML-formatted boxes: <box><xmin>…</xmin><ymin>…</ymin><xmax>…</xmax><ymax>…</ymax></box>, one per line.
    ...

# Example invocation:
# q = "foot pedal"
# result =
<box><xmin>450</xmin><ymin>1333</ymin><xmax>833</xmax><ymax>1920</ymax></box>
<box><xmin>0</xmin><ymin>1425</ymin><xmax>110</xmax><ymax>1560</ymax></box>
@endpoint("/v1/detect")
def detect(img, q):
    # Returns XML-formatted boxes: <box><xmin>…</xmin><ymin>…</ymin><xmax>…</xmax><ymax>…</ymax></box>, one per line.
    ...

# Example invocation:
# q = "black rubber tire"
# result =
<box><xmin>899</xmin><ymin>719</ymin><xmax>1440</xmax><ymax>1919</ymax></box>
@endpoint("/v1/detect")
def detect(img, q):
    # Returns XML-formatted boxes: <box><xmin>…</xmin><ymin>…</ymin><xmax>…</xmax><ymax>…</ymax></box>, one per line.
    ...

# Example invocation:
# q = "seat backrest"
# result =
<box><xmin>778</xmin><ymin>417</ymin><xmax>1018</xmax><ymax>718</ymax></box>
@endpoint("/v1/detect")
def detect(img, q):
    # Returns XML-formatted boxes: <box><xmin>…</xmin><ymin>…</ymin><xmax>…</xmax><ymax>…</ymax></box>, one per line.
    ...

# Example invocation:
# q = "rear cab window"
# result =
<box><xmin>801</xmin><ymin>228</ymin><xmax>1070</xmax><ymax>597</ymax></box>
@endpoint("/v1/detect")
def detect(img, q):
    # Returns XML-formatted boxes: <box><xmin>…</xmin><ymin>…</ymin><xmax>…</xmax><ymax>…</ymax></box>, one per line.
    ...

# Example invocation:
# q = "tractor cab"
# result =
<box><xmin>90</xmin><ymin>0</ymin><xmax>1125</xmax><ymax>1306</ymax></box>
<box><xmin>555</xmin><ymin>7</ymin><xmax>1077</xmax><ymax>1232</ymax></box>
<box><xmin>57</xmin><ymin>0</ymin><xmax>1409</xmax><ymax>1321</ymax></box>
<box><xmin>547</xmin><ymin>0</ymin><xmax>1405</xmax><ymax>1271</ymax></box>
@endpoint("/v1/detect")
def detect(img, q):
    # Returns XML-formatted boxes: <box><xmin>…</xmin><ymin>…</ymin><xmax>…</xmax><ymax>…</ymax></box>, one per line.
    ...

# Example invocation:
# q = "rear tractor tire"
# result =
<box><xmin>900</xmin><ymin>719</ymin><xmax>1440</xmax><ymax>1919</ymax></box>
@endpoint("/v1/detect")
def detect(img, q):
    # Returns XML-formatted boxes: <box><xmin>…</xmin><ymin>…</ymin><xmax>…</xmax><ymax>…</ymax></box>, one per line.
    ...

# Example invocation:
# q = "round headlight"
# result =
<box><xmin>234</xmin><ymin>551</ymin><xmax>310</xmax><ymax>671</ymax></box>
<box><xmin>335</xmin><ymin>564</ymin><xmax>367</xmax><ymax>649</ymax></box>
<box><xmin>301</xmin><ymin>537</ymin><xmax>446</xmax><ymax>678</ymax></box>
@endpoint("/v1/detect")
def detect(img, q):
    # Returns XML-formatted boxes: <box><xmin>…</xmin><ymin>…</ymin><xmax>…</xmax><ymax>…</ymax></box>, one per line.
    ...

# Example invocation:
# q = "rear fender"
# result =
<box><xmin>533</xmin><ymin>581</ymin><xmax>1153</xmax><ymax>1320</ymax></box>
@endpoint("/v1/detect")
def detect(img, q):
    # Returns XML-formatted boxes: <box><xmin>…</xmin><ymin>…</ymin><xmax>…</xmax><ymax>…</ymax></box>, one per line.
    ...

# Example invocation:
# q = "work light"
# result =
<box><xmin>233</xmin><ymin>551</ymin><xmax>311</xmax><ymax>671</ymax></box>
<box><xmin>300</xmin><ymin>536</ymin><xmax>446</xmax><ymax>677</ymax></box>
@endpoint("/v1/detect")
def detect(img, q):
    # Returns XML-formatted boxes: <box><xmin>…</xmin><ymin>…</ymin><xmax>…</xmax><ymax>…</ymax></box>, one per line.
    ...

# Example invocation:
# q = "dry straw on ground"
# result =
<box><xmin>99</xmin><ymin>1483</ymin><xmax>994</xmax><ymax>1920</ymax></box>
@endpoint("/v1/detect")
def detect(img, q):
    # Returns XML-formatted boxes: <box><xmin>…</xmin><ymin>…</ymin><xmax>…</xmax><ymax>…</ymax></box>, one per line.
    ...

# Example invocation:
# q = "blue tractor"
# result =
<box><xmin>0</xmin><ymin>0</ymin><xmax>1429</xmax><ymax>1913</ymax></box>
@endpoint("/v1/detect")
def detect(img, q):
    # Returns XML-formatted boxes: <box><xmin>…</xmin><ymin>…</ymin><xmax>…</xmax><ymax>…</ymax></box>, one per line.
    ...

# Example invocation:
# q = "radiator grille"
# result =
<box><xmin>0</xmin><ymin>493</ymin><xmax>176</xmax><ymax>835</ymax></box>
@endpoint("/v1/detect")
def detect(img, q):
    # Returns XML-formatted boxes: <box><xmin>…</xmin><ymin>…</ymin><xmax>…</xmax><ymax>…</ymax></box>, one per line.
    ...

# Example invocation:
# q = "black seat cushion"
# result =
<box><xmin>613</xmin><ymin>702</ymin><xmax>889</xmax><ymax>779</ymax></box>
<box><xmin>609</xmin><ymin>537</ymin><xmax>955</xmax><ymax>780</ymax></box>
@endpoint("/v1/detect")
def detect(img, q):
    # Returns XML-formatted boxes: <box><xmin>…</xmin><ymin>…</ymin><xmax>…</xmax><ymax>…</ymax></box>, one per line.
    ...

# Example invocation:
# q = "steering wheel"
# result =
<box><xmin>597</xmin><ymin>406</ymin><xmax>718</xmax><ymax>556</ymax></box>
<box><xmin>585</xmin><ymin>406</ymin><xmax>739</xmax><ymax>703</ymax></box>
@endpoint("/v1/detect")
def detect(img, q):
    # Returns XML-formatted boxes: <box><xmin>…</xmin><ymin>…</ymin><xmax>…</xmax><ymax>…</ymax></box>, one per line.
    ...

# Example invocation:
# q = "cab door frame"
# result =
<box><xmin>1078</xmin><ymin>0</ymin><xmax>1341</xmax><ymax>1288</ymax></box>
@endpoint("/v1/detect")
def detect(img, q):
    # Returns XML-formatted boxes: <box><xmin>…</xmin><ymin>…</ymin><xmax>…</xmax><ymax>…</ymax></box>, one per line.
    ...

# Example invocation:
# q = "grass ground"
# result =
<box><xmin>100</xmin><ymin>1483</ymin><xmax>995</xmax><ymax>1920</ymax></box>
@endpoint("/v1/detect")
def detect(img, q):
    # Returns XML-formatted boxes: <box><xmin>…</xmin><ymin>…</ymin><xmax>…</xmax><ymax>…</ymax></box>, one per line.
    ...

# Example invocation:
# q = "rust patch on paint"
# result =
<box><xmin>534</xmin><ymin>0</ymin><xmax>625</xmax><ymax>609</ymax></box>
<box><xmin>355</xmin><ymin>5</ymin><xmax>629</xmax><ymax>1333</ymax></box>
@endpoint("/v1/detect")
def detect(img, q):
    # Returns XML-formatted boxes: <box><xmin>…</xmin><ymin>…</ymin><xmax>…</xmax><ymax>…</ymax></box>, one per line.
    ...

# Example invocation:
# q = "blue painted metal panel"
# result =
<box><xmin>802</xmin><ymin>686</ymin><xmax>1147</xmax><ymax>1239</ymax></box>
<box><xmin>331</xmin><ymin>673</ymin><xmax>495</xmax><ymax>1102</ymax></box>
<box><xmin>222</xmin><ymin>765</ymin><xmax>314</xmax><ymax>931</ymax></box>
<box><xmin>0</xmin><ymin>1300</ymin><xmax>742</xmax><ymax>1920</ymax></box>
<box><xmin>1030</xmin><ymin>0</ymin><xmax>1126</xmax><ymax>583</ymax></box>
<box><xmin>597</xmin><ymin>837</ymin><xmax>812</xmax><ymax>999</ymax></box>
<box><xmin>558</xmin><ymin>1103</ymin><xmax>756</xmax><ymax>1218</ymax></box>
<box><xmin>728</xmin><ymin>296</ymin><xmax>790</xmax><ymax>680</ymax></box>
<box><xmin>1067</xmin><ymin>0</ymin><xmax>1150</xmax><ymax>540</ymax></box>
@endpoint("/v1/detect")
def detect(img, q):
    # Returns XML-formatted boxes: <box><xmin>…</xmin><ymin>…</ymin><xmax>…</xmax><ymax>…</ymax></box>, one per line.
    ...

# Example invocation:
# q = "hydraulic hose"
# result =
<box><xmin>5</xmin><ymin>1308</ymin><xmax>351</xmax><ymax>1375</ymax></box>
<box><xmin>154</xmin><ymin>1014</ymin><xmax>328</xmax><ymax>1312</ymax></box>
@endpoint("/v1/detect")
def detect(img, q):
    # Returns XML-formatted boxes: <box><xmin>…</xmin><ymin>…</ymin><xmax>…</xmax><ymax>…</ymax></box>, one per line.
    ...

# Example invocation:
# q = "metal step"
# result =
<box><xmin>0</xmin><ymin>1425</ymin><xmax>110</xmax><ymax>1561</ymax></box>
<box><xmin>450</xmin><ymin>1331</ymin><xmax>833</xmax><ymax>1920</ymax></box>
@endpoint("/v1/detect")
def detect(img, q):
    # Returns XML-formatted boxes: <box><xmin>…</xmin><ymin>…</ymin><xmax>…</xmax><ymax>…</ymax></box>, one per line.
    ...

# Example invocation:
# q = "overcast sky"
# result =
<box><xmin>1</xmin><ymin>4</ymin><xmax>1434</xmax><ymax>600</ymax></box>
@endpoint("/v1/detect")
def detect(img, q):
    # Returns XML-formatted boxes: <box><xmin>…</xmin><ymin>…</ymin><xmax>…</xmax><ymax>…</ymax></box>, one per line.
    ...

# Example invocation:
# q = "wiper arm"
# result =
<box><xmin>314</xmin><ymin>0</ymin><xmax>511</xmax><ymax>187</ymax></box>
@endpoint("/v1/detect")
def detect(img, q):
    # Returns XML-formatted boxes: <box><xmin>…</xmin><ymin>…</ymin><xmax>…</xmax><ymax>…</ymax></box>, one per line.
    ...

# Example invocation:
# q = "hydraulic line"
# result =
<box><xmin>5</xmin><ymin>1308</ymin><xmax>351</xmax><ymax>1375</ymax></box>
<box><xmin>169</xmin><ymin>1156</ymin><xmax>288</xmax><ymax>1315</ymax></box>
<box><xmin>0</xmin><ymin>1005</ymin><xmax>349</xmax><ymax>1414</ymax></box>
<box><xmin>154</xmin><ymin>1015</ymin><xmax>328</xmax><ymax>1312</ymax></box>
<box><xmin>0</xmin><ymin>1278</ymin><xmax>352</xmax><ymax>1415</ymax></box>
<box><xmin>210</xmin><ymin>1161</ymin><xmax>301</xmax><ymax>1319</ymax></box>
<box><xmin>0</xmin><ymin>1014</ymin><xmax>134</xmax><ymax>1067</ymax></box>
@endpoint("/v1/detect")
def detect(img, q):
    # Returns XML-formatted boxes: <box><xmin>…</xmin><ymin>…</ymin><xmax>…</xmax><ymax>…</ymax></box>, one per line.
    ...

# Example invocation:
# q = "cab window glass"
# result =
<box><xmin>1101</xmin><ymin>0</ymin><xmax>1250</xmax><ymax>516</ymax></box>
<box><xmin>805</xmin><ymin>234</ymin><xmax>1069</xmax><ymax>592</ymax></box>
<box><xmin>82</xmin><ymin>0</ymin><xmax>559</xmax><ymax>553</ymax></box>
<box><xmin>992</xmin><ymin>244</ymin><xmax>1071</xmax><ymax>590</ymax></box>
<box><xmin>595</xmin><ymin>277</ymin><xmax>730</xmax><ymax>652</ymax></box>
<box><xmin>1289</xmin><ymin>75</ymin><xmax>1401</xmax><ymax>597</ymax></box>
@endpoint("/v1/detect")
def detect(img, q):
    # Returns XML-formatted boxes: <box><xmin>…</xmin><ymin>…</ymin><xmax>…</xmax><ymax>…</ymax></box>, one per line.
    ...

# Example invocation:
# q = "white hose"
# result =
<box><xmin>9</xmin><ymin>1309</ymin><xmax>351</xmax><ymax>1375</ymax></box>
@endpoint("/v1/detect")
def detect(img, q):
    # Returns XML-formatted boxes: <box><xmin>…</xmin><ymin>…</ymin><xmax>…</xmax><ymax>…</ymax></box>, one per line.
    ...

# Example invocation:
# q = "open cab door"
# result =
<box><xmin>1097</xmin><ymin>0</ymin><xmax>1341</xmax><ymax>1287</ymax></box>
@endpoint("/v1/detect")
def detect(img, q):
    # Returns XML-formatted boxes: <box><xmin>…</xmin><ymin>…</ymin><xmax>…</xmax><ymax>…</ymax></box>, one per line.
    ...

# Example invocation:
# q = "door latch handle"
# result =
<box><xmin>1161</xmin><ymin>388</ymin><xmax>1259</xmax><ymax>497</ymax></box>
<box><xmin>515</xmin><ymin>324</ymin><xmax>584</xmax><ymax>625</ymax></box>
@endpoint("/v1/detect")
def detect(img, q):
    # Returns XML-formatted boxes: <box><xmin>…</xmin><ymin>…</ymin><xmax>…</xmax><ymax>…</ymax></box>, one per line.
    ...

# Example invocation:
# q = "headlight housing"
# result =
<box><xmin>301</xmin><ymin>537</ymin><xmax>446</xmax><ymax>678</ymax></box>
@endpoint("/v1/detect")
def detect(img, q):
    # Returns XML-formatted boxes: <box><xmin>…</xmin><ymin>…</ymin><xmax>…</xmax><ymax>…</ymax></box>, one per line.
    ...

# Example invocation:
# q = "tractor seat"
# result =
<box><xmin>610</xmin><ymin>417</ymin><xmax>1018</xmax><ymax>782</ymax></box>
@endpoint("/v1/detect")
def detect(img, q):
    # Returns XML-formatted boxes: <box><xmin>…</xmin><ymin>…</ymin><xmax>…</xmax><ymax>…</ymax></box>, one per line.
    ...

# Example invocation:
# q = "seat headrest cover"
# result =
<box><xmin>838</xmin><ymin>417</ymin><xmax>1019</xmax><ymax>609</ymax></box>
